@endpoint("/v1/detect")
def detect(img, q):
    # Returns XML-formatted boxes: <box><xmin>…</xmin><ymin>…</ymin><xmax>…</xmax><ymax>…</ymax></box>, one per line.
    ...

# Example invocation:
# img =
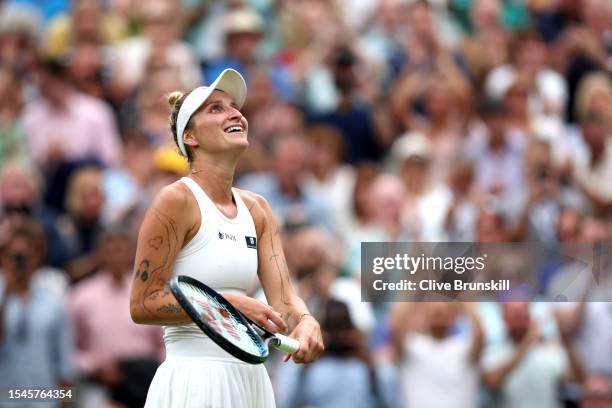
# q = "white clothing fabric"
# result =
<box><xmin>145</xmin><ymin>177</ymin><xmax>275</xmax><ymax>408</ymax></box>
<box><xmin>482</xmin><ymin>341</ymin><xmax>567</xmax><ymax>408</ymax></box>
<box><xmin>146</xmin><ymin>356</ymin><xmax>275</xmax><ymax>408</ymax></box>
<box><xmin>572</xmin><ymin>139</ymin><xmax>612</xmax><ymax>201</ymax></box>
<box><xmin>401</xmin><ymin>333</ymin><xmax>479</xmax><ymax>408</ymax></box>
<box><xmin>485</xmin><ymin>65</ymin><xmax>568</xmax><ymax>116</ymax></box>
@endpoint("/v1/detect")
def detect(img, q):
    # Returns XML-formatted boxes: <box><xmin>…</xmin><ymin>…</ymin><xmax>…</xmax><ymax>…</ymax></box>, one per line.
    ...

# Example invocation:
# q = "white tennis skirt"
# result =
<box><xmin>144</xmin><ymin>338</ymin><xmax>276</xmax><ymax>408</ymax></box>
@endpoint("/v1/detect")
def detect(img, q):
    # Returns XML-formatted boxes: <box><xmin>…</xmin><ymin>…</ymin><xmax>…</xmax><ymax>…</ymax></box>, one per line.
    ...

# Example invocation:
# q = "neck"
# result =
<box><xmin>190</xmin><ymin>157</ymin><xmax>237</xmax><ymax>203</ymax></box>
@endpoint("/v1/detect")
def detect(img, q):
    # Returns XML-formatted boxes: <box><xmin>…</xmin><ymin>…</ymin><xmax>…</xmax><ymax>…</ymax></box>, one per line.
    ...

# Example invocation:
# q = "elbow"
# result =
<box><xmin>130</xmin><ymin>300</ymin><xmax>145</xmax><ymax>324</ymax></box>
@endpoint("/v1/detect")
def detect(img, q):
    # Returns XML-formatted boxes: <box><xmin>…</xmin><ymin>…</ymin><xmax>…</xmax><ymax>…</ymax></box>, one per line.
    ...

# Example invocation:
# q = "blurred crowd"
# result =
<box><xmin>0</xmin><ymin>0</ymin><xmax>611</xmax><ymax>407</ymax></box>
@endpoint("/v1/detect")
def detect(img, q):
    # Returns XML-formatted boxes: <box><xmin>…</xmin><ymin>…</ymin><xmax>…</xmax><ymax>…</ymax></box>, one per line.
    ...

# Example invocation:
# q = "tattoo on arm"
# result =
<box><xmin>269</xmin><ymin>225</ymin><xmax>291</xmax><ymax>305</ymax></box>
<box><xmin>148</xmin><ymin>236</ymin><xmax>163</xmax><ymax>250</ymax></box>
<box><xmin>139</xmin><ymin>208</ymin><xmax>180</xmax><ymax>315</ymax></box>
<box><xmin>157</xmin><ymin>303</ymin><xmax>182</xmax><ymax>314</ymax></box>
<box><xmin>135</xmin><ymin>259</ymin><xmax>150</xmax><ymax>282</ymax></box>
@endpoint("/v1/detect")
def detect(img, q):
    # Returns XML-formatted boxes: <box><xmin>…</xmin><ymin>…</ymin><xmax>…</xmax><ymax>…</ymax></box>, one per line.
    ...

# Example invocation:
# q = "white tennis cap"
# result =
<box><xmin>176</xmin><ymin>68</ymin><xmax>247</xmax><ymax>157</ymax></box>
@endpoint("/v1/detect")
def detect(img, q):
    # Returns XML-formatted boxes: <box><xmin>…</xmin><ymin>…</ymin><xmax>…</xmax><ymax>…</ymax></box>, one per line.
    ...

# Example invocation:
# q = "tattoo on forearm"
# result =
<box><xmin>139</xmin><ymin>208</ymin><xmax>180</xmax><ymax>315</ymax></box>
<box><xmin>163</xmin><ymin>283</ymin><xmax>172</xmax><ymax>297</ymax></box>
<box><xmin>157</xmin><ymin>303</ymin><xmax>181</xmax><ymax>314</ymax></box>
<box><xmin>270</xmin><ymin>225</ymin><xmax>291</xmax><ymax>305</ymax></box>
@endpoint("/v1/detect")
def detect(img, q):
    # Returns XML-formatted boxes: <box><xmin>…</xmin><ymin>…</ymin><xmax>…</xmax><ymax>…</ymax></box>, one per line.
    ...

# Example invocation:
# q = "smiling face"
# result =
<box><xmin>184</xmin><ymin>90</ymin><xmax>249</xmax><ymax>157</ymax></box>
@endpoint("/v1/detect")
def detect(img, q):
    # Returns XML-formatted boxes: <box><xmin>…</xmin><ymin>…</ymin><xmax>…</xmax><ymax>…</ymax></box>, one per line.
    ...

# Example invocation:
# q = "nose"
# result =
<box><xmin>228</xmin><ymin>105</ymin><xmax>243</xmax><ymax>121</ymax></box>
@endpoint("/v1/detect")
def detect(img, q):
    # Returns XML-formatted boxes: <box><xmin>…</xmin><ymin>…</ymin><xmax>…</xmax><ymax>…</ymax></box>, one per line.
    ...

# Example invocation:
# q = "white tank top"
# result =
<box><xmin>163</xmin><ymin>177</ymin><xmax>259</xmax><ymax>360</ymax></box>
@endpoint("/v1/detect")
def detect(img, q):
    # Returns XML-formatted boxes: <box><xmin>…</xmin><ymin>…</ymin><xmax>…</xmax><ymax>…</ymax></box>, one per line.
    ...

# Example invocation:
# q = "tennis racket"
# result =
<box><xmin>169</xmin><ymin>275</ymin><xmax>300</xmax><ymax>364</ymax></box>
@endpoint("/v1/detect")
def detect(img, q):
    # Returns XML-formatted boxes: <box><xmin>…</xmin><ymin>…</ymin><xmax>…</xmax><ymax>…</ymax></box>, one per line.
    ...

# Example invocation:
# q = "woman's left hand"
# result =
<box><xmin>284</xmin><ymin>315</ymin><xmax>324</xmax><ymax>364</ymax></box>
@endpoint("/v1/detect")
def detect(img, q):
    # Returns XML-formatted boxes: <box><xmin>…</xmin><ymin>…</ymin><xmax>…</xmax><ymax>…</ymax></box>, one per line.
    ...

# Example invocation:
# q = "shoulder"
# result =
<box><xmin>236</xmin><ymin>189</ymin><xmax>276</xmax><ymax>233</ymax></box>
<box><xmin>142</xmin><ymin>181</ymin><xmax>198</xmax><ymax>231</ymax></box>
<box><xmin>236</xmin><ymin>188</ymin><xmax>272</xmax><ymax>215</ymax></box>
<box><xmin>151</xmin><ymin>181</ymin><xmax>193</xmax><ymax>213</ymax></box>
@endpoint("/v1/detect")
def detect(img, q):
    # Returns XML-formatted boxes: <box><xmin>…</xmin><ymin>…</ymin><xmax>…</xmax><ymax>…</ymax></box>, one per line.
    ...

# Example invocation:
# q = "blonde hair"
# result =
<box><xmin>167</xmin><ymin>90</ymin><xmax>193</xmax><ymax>163</ymax></box>
<box><xmin>0</xmin><ymin>159</ymin><xmax>42</xmax><ymax>197</ymax></box>
<box><xmin>575</xmin><ymin>72</ymin><xmax>612</xmax><ymax>123</ymax></box>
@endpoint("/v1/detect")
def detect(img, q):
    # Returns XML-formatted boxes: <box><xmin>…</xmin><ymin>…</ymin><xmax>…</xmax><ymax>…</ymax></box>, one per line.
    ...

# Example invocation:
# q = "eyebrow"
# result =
<box><xmin>203</xmin><ymin>99</ymin><xmax>240</xmax><ymax>109</ymax></box>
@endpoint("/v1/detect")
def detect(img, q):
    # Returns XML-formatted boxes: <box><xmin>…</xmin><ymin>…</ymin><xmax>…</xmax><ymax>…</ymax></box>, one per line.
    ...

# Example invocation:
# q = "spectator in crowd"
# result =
<box><xmin>458</xmin><ymin>0</ymin><xmax>510</xmax><ymax>86</ymax></box>
<box><xmin>343</xmin><ymin>173</ymin><xmax>410</xmax><ymax>278</ymax></box>
<box><xmin>308</xmin><ymin>45</ymin><xmax>383</xmax><ymax>164</ymax></box>
<box><xmin>70</xmin><ymin>227</ymin><xmax>163</xmax><ymax>408</ymax></box>
<box><xmin>58</xmin><ymin>167</ymin><xmax>106</xmax><ymax>282</ymax></box>
<box><xmin>482</xmin><ymin>302</ymin><xmax>585</xmax><ymax>408</ymax></box>
<box><xmin>43</xmin><ymin>0</ymin><xmax>128</xmax><ymax>58</ymax></box>
<box><xmin>511</xmin><ymin>139</ymin><xmax>562</xmax><ymax>243</ymax></box>
<box><xmin>485</xmin><ymin>30</ymin><xmax>568</xmax><ymax>119</ymax></box>
<box><xmin>0</xmin><ymin>4</ymin><xmax>38</xmax><ymax>73</ymax></box>
<box><xmin>391</xmin><ymin>302</ymin><xmax>484</xmax><ymax>408</ymax></box>
<box><xmin>469</xmin><ymin>99</ymin><xmax>526</xmax><ymax>215</ymax></box>
<box><xmin>109</xmin><ymin>0</ymin><xmax>200</xmax><ymax>98</ymax></box>
<box><xmin>134</xmin><ymin>65</ymin><xmax>184</xmax><ymax>147</ymax></box>
<box><xmin>391</xmin><ymin>133</ymin><xmax>452</xmax><ymax>241</ymax></box>
<box><xmin>0</xmin><ymin>220</ymin><xmax>74</xmax><ymax>405</ymax></box>
<box><xmin>101</xmin><ymin>132</ymin><xmax>156</xmax><ymax>226</ymax></box>
<box><xmin>0</xmin><ymin>160</ymin><xmax>68</xmax><ymax>267</ymax></box>
<box><xmin>66</xmin><ymin>39</ymin><xmax>109</xmax><ymax>100</ymax></box>
<box><xmin>339</xmin><ymin>162</ymin><xmax>380</xmax><ymax>238</ymax></box>
<box><xmin>444</xmin><ymin>157</ymin><xmax>482</xmax><ymax>241</ymax></box>
<box><xmin>573</xmin><ymin>72</ymin><xmax>612</xmax><ymax>133</ymax></box>
<box><xmin>23</xmin><ymin>58</ymin><xmax>121</xmax><ymax>170</ymax></box>
<box><xmin>390</xmin><ymin>67</ymin><xmax>471</xmax><ymax>178</ymax></box>
<box><xmin>238</xmin><ymin>132</ymin><xmax>330</xmax><ymax>230</ymax></box>
<box><xmin>570</xmin><ymin>112</ymin><xmax>612</xmax><ymax>215</ymax></box>
<box><xmin>304</xmin><ymin>125</ymin><xmax>356</xmax><ymax>234</ymax></box>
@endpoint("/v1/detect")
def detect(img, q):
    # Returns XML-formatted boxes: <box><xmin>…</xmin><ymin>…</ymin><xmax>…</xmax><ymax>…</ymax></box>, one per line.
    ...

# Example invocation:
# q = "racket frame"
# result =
<box><xmin>169</xmin><ymin>275</ymin><xmax>270</xmax><ymax>364</ymax></box>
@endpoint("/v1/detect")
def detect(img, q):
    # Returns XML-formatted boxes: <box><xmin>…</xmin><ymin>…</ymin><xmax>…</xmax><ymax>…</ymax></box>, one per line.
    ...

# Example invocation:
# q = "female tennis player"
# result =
<box><xmin>130</xmin><ymin>68</ymin><xmax>324</xmax><ymax>407</ymax></box>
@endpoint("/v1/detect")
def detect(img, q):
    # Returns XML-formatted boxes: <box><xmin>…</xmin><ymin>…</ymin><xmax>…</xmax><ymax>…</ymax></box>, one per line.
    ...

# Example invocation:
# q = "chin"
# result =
<box><xmin>228</xmin><ymin>137</ymin><xmax>249</xmax><ymax>152</ymax></box>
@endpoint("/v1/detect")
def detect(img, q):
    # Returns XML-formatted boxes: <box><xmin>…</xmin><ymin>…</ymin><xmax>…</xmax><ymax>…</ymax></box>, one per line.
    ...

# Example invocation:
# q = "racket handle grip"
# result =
<box><xmin>271</xmin><ymin>333</ymin><xmax>300</xmax><ymax>354</ymax></box>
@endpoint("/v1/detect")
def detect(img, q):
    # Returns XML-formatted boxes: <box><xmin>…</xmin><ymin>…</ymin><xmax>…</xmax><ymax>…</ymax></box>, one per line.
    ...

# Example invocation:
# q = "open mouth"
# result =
<box><xmin>224</xmin><ymin>125</ymin><xmax>245</xmax><ymax>134</ymax></box>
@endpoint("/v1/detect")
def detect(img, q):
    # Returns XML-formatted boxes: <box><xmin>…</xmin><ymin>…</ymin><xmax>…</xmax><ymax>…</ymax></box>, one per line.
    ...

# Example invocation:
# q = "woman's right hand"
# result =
<box><xmin>223</xmin><ymin>293</ymin><xmax>288</xmax><ymax>334</ymax></box>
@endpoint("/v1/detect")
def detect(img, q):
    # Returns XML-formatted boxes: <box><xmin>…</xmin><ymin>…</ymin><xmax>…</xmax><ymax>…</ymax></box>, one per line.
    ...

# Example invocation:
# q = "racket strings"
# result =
<box><xmin>181</xmin><ymin>283</ymin><xmax>266</xmax><ymax>356</ymax></box>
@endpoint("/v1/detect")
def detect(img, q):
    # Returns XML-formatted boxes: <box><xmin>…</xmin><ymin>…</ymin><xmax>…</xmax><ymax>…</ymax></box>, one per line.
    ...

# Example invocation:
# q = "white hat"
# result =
<box><xmin>225</xmin><ymin>8</ymin><xmax>264</xmax><ymax>34</ymax></box>
<box><xmin>176</xmin><ymin>68</ymin><xmax>247</xmax><ymax>157</ymax></box>
<box><xmin>390</xmin><ymin>132</ymin><xmax>432</xmax><ymax>164</ymax></box>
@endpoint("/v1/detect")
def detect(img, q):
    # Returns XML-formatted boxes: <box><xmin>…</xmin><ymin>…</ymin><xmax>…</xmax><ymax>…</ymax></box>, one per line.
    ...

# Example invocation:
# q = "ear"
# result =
<box><xmin>183</xmin><ymin>130</ymin><xmax>199</xmax><ymax>149</ymax></box>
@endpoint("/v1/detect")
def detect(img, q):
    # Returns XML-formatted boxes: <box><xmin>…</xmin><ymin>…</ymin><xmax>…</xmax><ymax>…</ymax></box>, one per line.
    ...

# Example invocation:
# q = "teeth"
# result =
<box><xmin>225</xmin><ymin>126</ymin><xmax>243</xmax><ymax>133</ymax></box>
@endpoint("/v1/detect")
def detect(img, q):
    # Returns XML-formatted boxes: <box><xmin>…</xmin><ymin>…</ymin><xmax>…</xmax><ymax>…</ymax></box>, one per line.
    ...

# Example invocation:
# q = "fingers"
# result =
<box><xmin>291</xmin><ymin>334</ymin><xmax>324</xmax><ymax>364</ymax></box>
<box><xmin>266</xmin><ymin>309</ymin><xmax>288</xmax><ymax>333</ymax></box>
<box><xmin>251</xmin><ymin>305</ymin><xmax>287</xmax><ymax>334</ymax></box>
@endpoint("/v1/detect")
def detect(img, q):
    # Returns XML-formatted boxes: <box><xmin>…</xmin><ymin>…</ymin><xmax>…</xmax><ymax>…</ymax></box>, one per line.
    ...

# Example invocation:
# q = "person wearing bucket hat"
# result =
<box><xmin>130</xmin><ymin>68</ymin><xmax>323</xmax><ymax>408</ymax></box>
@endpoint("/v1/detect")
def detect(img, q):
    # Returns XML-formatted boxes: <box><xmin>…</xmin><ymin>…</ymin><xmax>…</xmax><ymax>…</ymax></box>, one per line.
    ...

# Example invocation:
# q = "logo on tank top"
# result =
<box><xmin>245</xmin><ymin>236</ymin><xmax>257</xmax><ymax>249</ymax></box>
<box><xmin>217</xmin><ymin>230</ymin><xmax>237</xmax><ymax>241</ymax></box>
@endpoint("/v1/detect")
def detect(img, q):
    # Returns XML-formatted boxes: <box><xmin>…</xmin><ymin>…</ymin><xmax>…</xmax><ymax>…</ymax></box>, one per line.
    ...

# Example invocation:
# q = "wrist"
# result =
<box><xmin>299</xmin><ymin>313</ymin><xmax>316</xmax><ymax>323</ymax></box>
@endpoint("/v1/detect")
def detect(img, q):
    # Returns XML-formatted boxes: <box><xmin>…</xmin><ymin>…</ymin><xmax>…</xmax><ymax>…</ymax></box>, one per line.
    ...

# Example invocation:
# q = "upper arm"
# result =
<box><xmin>239</xmin><ymin>191</ymin><xmax>296</xmax><ymax>311</ymax></box>
<box><xmin>130</xmin><ymin>183</ymin><xmax>194</xmax><ymax>316</ymax></box>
